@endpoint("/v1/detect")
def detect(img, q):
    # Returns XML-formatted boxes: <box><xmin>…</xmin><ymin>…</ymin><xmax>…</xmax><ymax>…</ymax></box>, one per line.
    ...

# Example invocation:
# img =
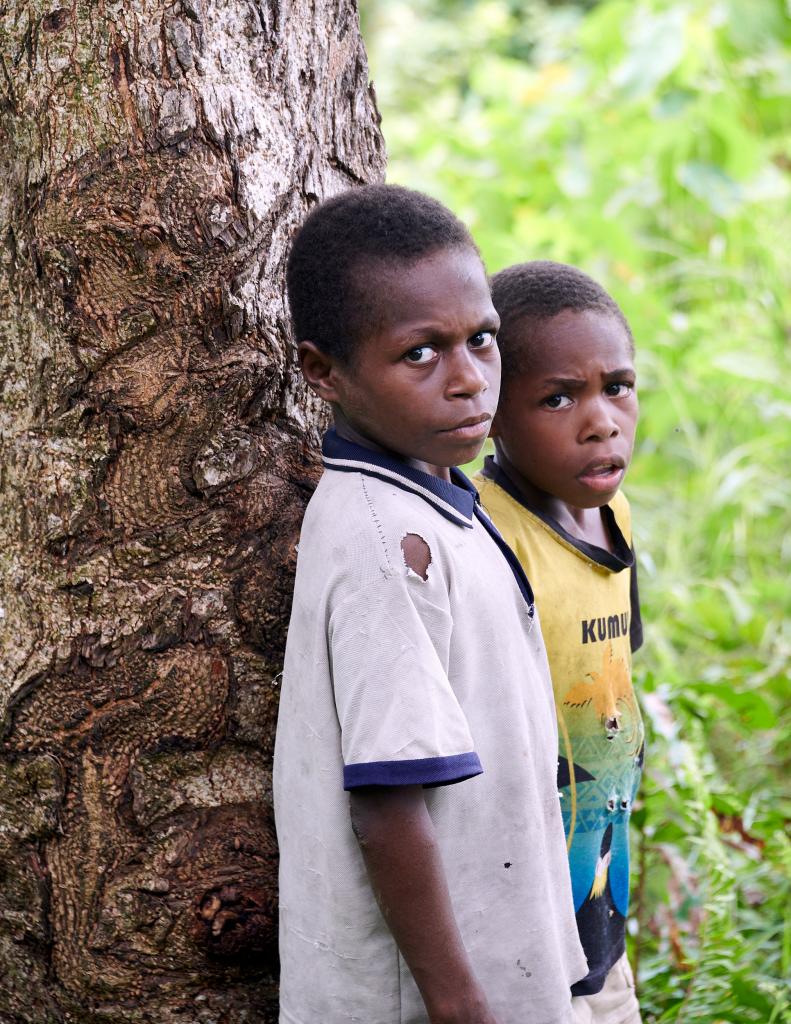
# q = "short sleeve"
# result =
<box><xmin>329</xmin><ymin>572</ymin><xmax>482</xmax><ymax>790</ymax></box>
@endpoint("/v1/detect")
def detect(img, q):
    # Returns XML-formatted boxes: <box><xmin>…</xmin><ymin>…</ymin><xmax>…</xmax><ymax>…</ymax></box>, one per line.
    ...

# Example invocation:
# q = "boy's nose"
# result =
<box><xmin>581</xmin><ymin>401</ymin><xmax>620</xmax><ymax>441</ymax></box>
<box><xmin>446</xmin><ymin>348</ymin><xmax>488</xmax><ymax>397</ymax></box>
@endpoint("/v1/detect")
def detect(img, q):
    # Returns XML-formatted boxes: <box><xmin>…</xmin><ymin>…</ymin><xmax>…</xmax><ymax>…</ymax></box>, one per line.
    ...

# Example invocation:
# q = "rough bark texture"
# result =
<box><xmin>0</xmin><ymin>2</ymin><xmax>384</xmax><ymax>1020</ymax></box>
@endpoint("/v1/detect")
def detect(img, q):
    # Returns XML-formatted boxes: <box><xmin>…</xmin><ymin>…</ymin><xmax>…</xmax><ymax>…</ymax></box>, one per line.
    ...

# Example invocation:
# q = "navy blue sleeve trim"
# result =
<box><xmin>343</xmin><ymin>752</ymin><xmax>483</xmax><ymax>791</ymax></box>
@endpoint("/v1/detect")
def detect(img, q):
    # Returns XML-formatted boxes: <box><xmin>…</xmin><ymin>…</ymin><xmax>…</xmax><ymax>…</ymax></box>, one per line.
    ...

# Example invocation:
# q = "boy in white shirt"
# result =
<box><xmin>274</xmin><ymin>187</ymin><xmax>587</xmax><ymax>1024</ymax></box>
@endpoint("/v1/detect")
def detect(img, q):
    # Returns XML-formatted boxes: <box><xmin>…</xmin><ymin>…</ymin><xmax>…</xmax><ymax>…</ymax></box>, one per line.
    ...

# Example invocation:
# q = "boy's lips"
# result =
<box><xmin>577</xmin><ymin>455</ymin><xmax>626</xmax><ymax>492</ymax></box>
<box><xmin>439</xmin><ymin>414</ymin><xmax>492</xmax><ymax>441</ymax></box>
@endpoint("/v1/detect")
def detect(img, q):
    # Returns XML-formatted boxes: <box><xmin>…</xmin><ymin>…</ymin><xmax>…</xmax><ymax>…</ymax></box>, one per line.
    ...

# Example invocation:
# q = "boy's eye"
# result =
<box><xmin>404</xmin><ymin>345</ymin><xmax>438</xmax><ymax>364</ymax></box>
<box><xmin>605</xmin><ymin>382</ymin><xmax>635</xmax><ymax>397</ymax></box>
<box><xmin>543</xmin><ymin>393</ymin><xmax>573</xmax><ymax>409</ymax></box>
<box><xmin>469</xmin><ymin>330</ymin><xmax>497</xmax><ymax>350</ymax></box>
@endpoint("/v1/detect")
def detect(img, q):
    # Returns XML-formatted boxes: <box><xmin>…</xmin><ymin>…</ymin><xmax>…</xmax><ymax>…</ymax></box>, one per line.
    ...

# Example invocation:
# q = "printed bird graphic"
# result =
<box><xmin>556</xmin><ymin>643</ymin><xmax>645</xmax><ymax>917</ymax></box>
<box><xmin>562</xmin><ymin>642</ymin><xmax>634</xmax><ymax>738</ymax></box>
<box><xmin>566</xmin><ymin>803</ymin><xmax>635</xmax><ymax>916</ymax></box>
<box><xmin>589</xmin><ymin>824</ymin><xmax>613</xmax><ymax>900</ymax></box>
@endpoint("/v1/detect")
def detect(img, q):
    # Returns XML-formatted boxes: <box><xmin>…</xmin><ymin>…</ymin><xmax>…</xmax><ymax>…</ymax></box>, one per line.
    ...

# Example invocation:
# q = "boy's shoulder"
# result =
<box><xmin>474</xmin><ymin>465</ymin><xmax>535</xmax><ymax>533</ymax></box>
<box><xmin>306</xmin><ymin>464</ymin><xmax>451</xmax><ymax>544</ymax></box>
<box><xmin>476</xmin><ymin>462</ymin><xmax>634</xmax><ymax>545</ymax></box>
<box><xmin>295</xmin><ymin>431</ymin><xmax>508</xmax><ymax>606</ymax></box>
<box><xmin>608</xmin><ymin>488</ymin><xmax>633</xmax><ymax>542</ymax></box>
<box><xmin>307</xmin><ymin>430</ymin><xmax>480</xmax><ymax>546</ymax></box>
<box><xmin>297</xmin><ymin>462</ymin><xmax>468</xmax><ymax>599</ymax></box>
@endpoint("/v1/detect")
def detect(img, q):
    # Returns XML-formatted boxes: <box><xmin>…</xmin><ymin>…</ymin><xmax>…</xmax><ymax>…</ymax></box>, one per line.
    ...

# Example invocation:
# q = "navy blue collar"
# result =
<box><xmin>322</xmin><ymin>428</ymin><xmax>477</xmax><ymax>528</ymax></box>
<box><xmin>322</xmin><ymin>430</ymin><xmax>535</xmax><ymax>612</ymax></box>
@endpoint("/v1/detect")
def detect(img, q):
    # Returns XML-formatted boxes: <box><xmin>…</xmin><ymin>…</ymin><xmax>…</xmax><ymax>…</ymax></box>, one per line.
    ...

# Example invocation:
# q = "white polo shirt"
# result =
<box><xmin>274</xmin><ymin>430</ymin><xmax>588</xmax><ymax>1024</ymax></box>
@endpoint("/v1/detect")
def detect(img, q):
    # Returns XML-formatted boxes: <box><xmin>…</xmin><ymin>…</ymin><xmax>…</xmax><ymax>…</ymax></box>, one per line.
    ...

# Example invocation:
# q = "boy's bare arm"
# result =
<box><xmin>350</xmin><ymin>785</ymin><xmax>501</xmax><ymax>1024</ymax></box>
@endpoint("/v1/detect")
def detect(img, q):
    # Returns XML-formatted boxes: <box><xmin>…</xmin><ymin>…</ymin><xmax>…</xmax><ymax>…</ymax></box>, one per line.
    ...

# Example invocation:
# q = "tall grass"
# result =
<box><xmin>364</xmin><ymin>1</ymin><xmax>791</xmax><ymax>1018</ymax></box>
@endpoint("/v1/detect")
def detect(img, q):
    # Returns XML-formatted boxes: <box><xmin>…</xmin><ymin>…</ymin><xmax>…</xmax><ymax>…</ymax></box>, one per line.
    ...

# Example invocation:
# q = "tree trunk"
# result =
<box><xmin>0</xmin><ymin>1</ymin><xmax>384</xmax><ymax>1019</ymax></box>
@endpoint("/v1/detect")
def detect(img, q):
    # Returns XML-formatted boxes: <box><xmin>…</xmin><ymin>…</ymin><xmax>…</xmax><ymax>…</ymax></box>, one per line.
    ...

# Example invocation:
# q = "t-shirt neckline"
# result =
<box><xmin>322</xmin><ymin>427</ymin><xmax>479</xmax><ymax>529</ymax></box>
<box><xmin>481</xmin><ymin>455</ymin><xmax>634</xmax><ymax>572</ymax></box>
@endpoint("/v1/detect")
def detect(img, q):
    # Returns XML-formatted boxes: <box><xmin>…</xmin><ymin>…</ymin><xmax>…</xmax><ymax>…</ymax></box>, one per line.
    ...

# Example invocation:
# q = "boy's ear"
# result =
<box><xmin>298</xmin><ymin>341</ymin><xmax>342</xmax><ymax>403</ymax></box>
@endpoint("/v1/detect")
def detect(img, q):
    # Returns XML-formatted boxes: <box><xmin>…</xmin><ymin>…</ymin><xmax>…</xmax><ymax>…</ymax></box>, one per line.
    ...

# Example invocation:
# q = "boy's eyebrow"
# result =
<box><xmin>602</xmin><ymin>367</ymin><xmax>636</xmax><ymax>379</ymax></box>
<box><xmin>543</xmin><ymin>376</ymin><xmax>586</xmax><ymax>389</ymax></box>
<box><xmin>542</xmin><ymin>368</ymin><xmax>636</xmax><ymax>388</ymax></box>
<box><xmin>399</xmin><ymin>318</ymin><xmax>501</xmax><ymax>342</ymax></box>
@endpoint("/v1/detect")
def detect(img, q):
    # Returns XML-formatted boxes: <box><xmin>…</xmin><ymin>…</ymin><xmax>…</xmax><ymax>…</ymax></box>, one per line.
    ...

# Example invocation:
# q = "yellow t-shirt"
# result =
<box><xmin>475</xmin><ymin>456</ymin><xmax>644</xmax><ymax>996</ymax></box>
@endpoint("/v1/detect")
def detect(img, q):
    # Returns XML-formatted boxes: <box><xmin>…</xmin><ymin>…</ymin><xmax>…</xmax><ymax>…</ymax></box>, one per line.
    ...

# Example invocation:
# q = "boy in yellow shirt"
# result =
<box><xmin>476</xmin><ymin>261</ymin><xmax>644</xmax><ymax>1024</ymax></box>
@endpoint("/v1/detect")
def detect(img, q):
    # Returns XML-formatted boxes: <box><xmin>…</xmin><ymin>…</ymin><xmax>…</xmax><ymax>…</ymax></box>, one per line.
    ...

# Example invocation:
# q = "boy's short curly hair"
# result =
<box><xmin>286</xmin><ymin>184</ymin><xmax>476</xmax><ymax>363</ymax></box>
<box><xmin>490</xmin><ymin>261</ymin><xmax>634</xmax><ymax>382</ymax></box>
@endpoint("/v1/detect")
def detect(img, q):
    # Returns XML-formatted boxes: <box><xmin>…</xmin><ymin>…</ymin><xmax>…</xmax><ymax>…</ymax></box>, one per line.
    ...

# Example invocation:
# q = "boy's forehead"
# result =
<box><xmin>361</xmin><ymin>246</ymin><xmax>483</xmax><ymax>288</ymax></box>
<box><xmin>358</xmin><ymin>247</ymin><xmax>493</xmax><ymax>327</ymax></box>
<box><xmin>512</xmin><ymin>309</ymin><xmax>634</xmax><ymax>375</ymax></box>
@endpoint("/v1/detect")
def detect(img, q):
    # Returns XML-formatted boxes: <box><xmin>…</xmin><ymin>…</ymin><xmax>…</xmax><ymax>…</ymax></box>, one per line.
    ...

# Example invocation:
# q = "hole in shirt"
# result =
<box><xmin>401</xmin><ymin>533</ymin><xmax>431</xmax><ymax>581</ymax></box>
<box><xmin>604</xmin><ymin>715</ymin><xmax>620</xmax><ymax>738</ymax></box>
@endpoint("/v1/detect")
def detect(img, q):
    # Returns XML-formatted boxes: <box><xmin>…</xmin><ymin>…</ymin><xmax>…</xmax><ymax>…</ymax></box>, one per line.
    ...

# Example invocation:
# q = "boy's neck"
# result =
<box><xmin>332</xmin><ymin>412</ymin><xmax>452</xmax><ymax>482</ymax></box>
<box><xmin>492</xmin><ymin>448</ymin><xmax>614</xmax><ymax>552</ymax></box>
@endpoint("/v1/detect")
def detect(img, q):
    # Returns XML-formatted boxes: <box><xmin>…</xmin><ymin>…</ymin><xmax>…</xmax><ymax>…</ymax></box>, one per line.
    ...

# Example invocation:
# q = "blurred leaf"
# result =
<box><xmin>695</xmin><ymin>683</ymin><xmax>778</xmax><ymax>728</ymax></box>
<box><xmin>556</xmin><ymin>142</ymin><xmax>592</xmax><ymax>197</ymax></box>
<box><xmin>612</xmin><ymin>6</ymin><xmax>688</xmax><ymax>98</ymax></box>
<box><xmin>676</xmin><ymin>162</ymin><xmax>743</xmax><ymax>216</ymax></box>
<box><xmin>730</xmin><ymin>978</ymin><xmax>774</xmax><ymax>1014</ymax></box>
<box><xmin>710</xmin><ymin>351</ymin><xmax>783</xmax><ymax>383</ymax></box>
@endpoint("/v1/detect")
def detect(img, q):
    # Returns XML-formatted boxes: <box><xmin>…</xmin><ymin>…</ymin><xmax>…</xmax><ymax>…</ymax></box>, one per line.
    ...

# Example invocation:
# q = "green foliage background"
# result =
<box><xmin>363</xmin><ymin>1</ymin><xmax>791</xmax><ymax>1019</ymax></box>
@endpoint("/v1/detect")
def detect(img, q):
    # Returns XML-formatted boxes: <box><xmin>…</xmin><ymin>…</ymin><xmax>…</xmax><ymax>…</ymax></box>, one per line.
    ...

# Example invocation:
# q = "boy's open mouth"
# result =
<box><xmin>577</xmin><ymin>456</ymin><xmax>626</xmax><ymax>491</ymax></box>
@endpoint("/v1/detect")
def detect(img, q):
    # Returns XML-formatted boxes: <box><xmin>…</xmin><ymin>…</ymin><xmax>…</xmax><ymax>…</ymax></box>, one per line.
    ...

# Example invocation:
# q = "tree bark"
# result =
<box><xmin>0</xmin><ymin>2</ymin><xmax>384</xmax><ymax>1020</ymax></box>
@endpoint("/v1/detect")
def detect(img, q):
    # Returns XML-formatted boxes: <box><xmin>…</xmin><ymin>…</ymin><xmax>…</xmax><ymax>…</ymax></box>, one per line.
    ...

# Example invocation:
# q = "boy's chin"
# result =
<box><xmin>573</xmin><ymin>487</ymin><xmax>621</xmax><ymax>509</ymax></box>
<box><xmin>443</xmin><ymin>438</ymin><xmax>489</xmax><ymax>469</ymax></box>
<box><xmin>407</xmin><ymin>435</ymin><xmax>489</xmax><ymax>472</ymax></box>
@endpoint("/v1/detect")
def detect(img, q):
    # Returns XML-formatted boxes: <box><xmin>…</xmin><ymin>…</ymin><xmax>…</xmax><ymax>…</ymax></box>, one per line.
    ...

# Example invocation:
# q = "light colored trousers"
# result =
<box><xmin>571</xmin><ymin>954</ymin><xmax>642</xmax><ymax>1024</ymax></box>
